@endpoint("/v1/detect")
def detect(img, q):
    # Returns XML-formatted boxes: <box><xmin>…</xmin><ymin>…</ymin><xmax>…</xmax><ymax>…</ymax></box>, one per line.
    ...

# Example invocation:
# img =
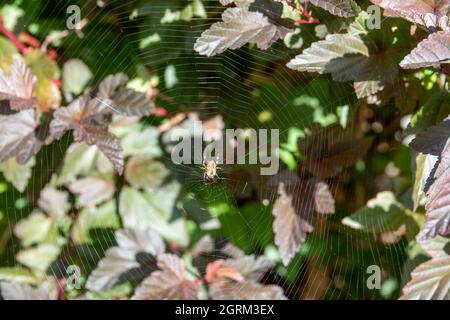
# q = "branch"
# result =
<box><xmin>295</xmin><ymin>2</ymin><xmax>320</xmax><ymax>25</ymax></box>
<box><xmin>0</xmin><ymin>16</ymin><xmax>28</xmax><ymax>53</ymax></box>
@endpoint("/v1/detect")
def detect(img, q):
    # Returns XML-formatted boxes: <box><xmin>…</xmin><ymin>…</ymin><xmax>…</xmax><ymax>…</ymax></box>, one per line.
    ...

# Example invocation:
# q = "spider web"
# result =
<box><xmin>0</xmin><ymin>0</ymin><xmax>411</xmax><ymax>301</ymax></box>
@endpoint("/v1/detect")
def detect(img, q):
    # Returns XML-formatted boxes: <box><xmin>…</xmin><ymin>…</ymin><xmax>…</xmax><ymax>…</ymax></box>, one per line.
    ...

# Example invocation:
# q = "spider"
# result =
<box><xmin>201</xmin><ymin>158</ymin><xmax>221</xmax><ymax>183</ymax></box>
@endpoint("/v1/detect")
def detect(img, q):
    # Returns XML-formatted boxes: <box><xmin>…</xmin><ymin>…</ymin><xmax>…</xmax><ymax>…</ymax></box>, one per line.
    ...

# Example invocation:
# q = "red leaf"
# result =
<box><xmin>205</xmin><ymin>259</ymin><xmax>245</xmax><ymax>285</ymax></box>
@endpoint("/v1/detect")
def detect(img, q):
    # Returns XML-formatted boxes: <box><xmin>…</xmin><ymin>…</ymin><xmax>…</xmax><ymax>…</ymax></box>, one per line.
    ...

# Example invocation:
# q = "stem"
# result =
<box><xmin>0</xmin><ymin>16</ymin><xmax>28</xmax><ymax>53</ymax></box>
<box><xmin>295</xmin><ymin>1</ymin><xmax>320</xmax><ymax>25</ymax></box>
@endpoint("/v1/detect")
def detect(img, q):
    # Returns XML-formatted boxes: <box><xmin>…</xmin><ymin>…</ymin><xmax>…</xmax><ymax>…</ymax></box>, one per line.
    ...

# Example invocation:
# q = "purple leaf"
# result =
<box><xmin>400</xmin><ymin>256</ymin><xmax>450</xmax><ymax>300</ymax></box>
<box><xmin>50</xmin><ymin>95</ymin><xmax>124</xmax><ymax>174</ymax></box>
<box><xmin>0</xmin><ymin>110</ymin><xmax>44</xmax><ymax>165</ymax></box>
<box><xmin>0</xmin><ymin>59</ymin><xmax>37</xmax><ymax>111</ymax></box>
<box><xmin>372</xmin><ymin>0</ymin><xmax>450</xmax><ymax>29</ymax></box>
<box><xmin>400</xmin><ymin>31</ymin><xmax>450</xmax><ymax>69</ymax></box>
<box><xmin>132</xmin><ymin>254</ymin><xmax>200</xmax><ymax>300</ymax></box>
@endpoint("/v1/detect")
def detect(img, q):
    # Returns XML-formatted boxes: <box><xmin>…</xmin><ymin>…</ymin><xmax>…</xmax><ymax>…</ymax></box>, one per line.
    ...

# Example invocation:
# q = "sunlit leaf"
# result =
<box><xmin>52</xmin><ymin>143</ymin><xmax>99</xmax><ymax>186</ymax></box>
<box><xmin>205</xmin><ymin>259</ymin><xmax>245</xmax><ymax>285</ymax></box>
<box><xmin>410</xmin><ymin>121</ymin><xmax>450</xmax><ymax>240</ymax></box>
<box><xmin>38</xmin><ymin>186</ymin><xmax>70</xmax><ymax>220</ymax></box>
<box><xmin>372</xmin><ymin>0</ymin><xmax>450</xmax><ymax>29</ymax></box>
<box><xmin>132</xmin><ymin>254</ymin><xmax>200</xmax><ymax>300</ymax></box>
<box><xmin>0</xmin><ymin>281</ymin><xmax>58</xmax><ymax>300</ymax></box>
<box><xmin>125</xmin><ymin>156</ymin><xmax>168</xmax><ymax>192</ymax></box>
<box><xmin>0</xmin><ymin>110</ymin><xmax>44</xmax><ymax>165</ymax></box>
<box><xmin>14</xmin><ymin>212</ymin><xmax>53</xmax><ymax>247</ymax></box>
<box><xmin>400</xmin><ymin>31</ymin><xmax>450</xmax><ymax>69</ymax></box>
<box><xmin>0</xmin><ymin>267</ymin><xmax>37</xmax><ymax>284</ymax></box>
<box><xmin>0</xmin><ymin>157</ymin><xmax>35</xmax><ymax>192</ymax></box>
<box><xmin>420</xmin><ymin>236</ymin><xmax>450</xmax><ymax>258</ymax></box>
<box><xmin>119</xmin><ymin>183</ymin><xmax>189</xmax><ymax>246</ymax></box>
<box><xmin>342</xmin><ymin>191</ymin><xmax>409</xmax><ymax>232</ymax></box>
<box><xmin>50</xmin><ymin>95</ymin><xmax>124</xmax><ymax>174</ymax></box>
<box><xmin>194</xmin><ymin>7</ymin><xmax>290</xmax><ymax>57</ymax></box>
<box><xmin>97</xmin><ymin>73</ymin><xmax>154</xmax><ymax>117</ymax></box>
<box><xmin>412</xmin><ymin>153</ymin><xmax>438</xmax><ymax>211</ymax></box>
<box><xmin>86</xmin><ymin>228</ymin><xmax>165</xmax><ymax>291</ymax></box>
<box><xmin>287</xmin><ymin>34</ymin><xmax>397</xmax><ymax>98</ymax></box>
<box><xmin>0</xmin><ymin>58</ymin><xmax>37</xmax><ymax>111</ymax></box>
<box><xmin>400</xmin><ymin>256</ymin><xmax>450</xmax><ymax>300</ymax></box>
<box><xmin>314</xmin><ymin>182</ymin><xmax>335</xmax><ymax>214</ymax></box>
<box><xmin>71</xmin><ymin>200</ymin><xmax>120</xmax><ymax>244</ymax></box>
<box><xmin>222</xmin><ymin>255</ymin><xmax>274</xmax><ymax>281</ymax></box>
<box><xmin>69</xmin><ymin>175</ymin><xmax>115</xmax><ymax>207</ymax></box>
<box><xmin>120</xmin><ymin>125</ymin><xmax>162</xmax><ymax>158</ymax></box>
<box><xmin>0</xmin><ymin>36</ymin><xmax>18</xmax><ymax>71</ymax></box>
<box><xmin>62</xmin><ymin>59</ymin><xmax>92</xmax><ymax>101</ymax></box>
<box><xmin>24</xmin><ymin>49</ymin><xmax>60</xmax><ymax>110</ymax></box>
<box><xmin>16</xmin><ymin>243</ymin><xmax>60</xmax><ymax>274</ymax></box>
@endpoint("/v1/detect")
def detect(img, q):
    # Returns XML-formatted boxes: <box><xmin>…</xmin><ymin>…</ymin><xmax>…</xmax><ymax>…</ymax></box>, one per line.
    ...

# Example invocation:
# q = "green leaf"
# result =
<box><xmin>0</xmin><ymin>5</ymin><xmax>24</xmax><ymax>30</ymax></box>
<box><xmin>52</xmin><ymin>143</ymin><xmax>99</xmax><ymax>186</ymax></box>
<box><xmin>119</xmin><ymin>183</ymin><xmax>189</xmax><ymax>246</ymax></box>
<box><xmin>139</xmin><ymin>33</ymin><xmax>161</xmax><ymax>50</ymax></box>
<box><xmin>0</xmin><ymin>36</ymin><xmax>18</xmax><ymax>71</ymax></box>
<box><xmin>120</xmin><ymin>126</ymin><xmax>162</xmax><ymax>158</ymax></box>
<box><xmin>0</xmin><ymin>157</ymin><xmax>35</xmax><ymax>192</ymax></box>
<box><xmin>71</xmin><ymin>200</ymin><xmax>120</xmax><ymax>244</ymax></box>
<box><xmin>0</xmin><ymin>267</ymin><xmax>37</xmax><ymax>284</ymax></box>
<box><xmin>342</xmin><ymin>191</ymin><xmax>408</xmax><ymax>233</ymax></box>
<box><xmin>16</xmin><ymin>243</ymin><xmax>60</xmax><ymax>274</ymax></box>
<box><xmin>406</xmin><ymin>90</ymin><xmax>450</xmax><ymax>135</ymax></box>
<box><xmin>62</xmin><ymin>59</ymin><xmax>93</xmax><ymax>101</ymax></box>
<box><xmin>24</xmin><ymin>49</ymin><xmax>61</xmax><ymax>109</ymax></box>
<box><xmin>412</xmin><ymin>153</ymin><xmax>437</xmax><ymax>212</ymax></box>
<box><xmin>287</xmin><ymin>33</ymin><xmax>397</xmax><ymax>98</ymax></box>
<box><xmin>14</xmin><ymin>212</ymin><xmax>53</xmax><ymax>247</ymax></box>
<box><xmin>164</xmin><ymin>65</ymin><xmax>178</xmax><ymax>89</ymax></box>
<box><xmin>125</xmin><ymin>156</ymin><xmax>169</xmax><ymax>192</ymax></box>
